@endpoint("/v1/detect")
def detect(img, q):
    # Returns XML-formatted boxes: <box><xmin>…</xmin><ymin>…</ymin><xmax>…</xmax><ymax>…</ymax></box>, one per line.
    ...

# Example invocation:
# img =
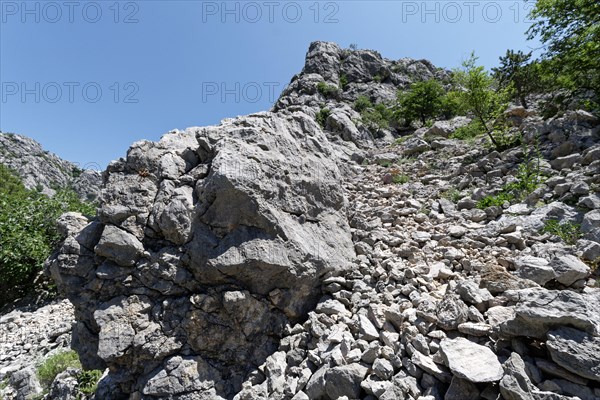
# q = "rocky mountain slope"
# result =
<box><xmin>1</xmin><ymin>41</ymin><xmax>599</xmax><ymax>400</ymax></box>
<box><xmin>0</xmin><ymin>133</ymin><xmax>102</xmax><ymax>201</ymax></box>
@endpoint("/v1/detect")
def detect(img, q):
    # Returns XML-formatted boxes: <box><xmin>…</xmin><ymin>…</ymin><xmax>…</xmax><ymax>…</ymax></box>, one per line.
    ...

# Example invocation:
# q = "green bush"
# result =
<box><xmin>0</xmin><ymin>165</ymin><xmax>96</xmax><ymax>304</ymax></box>
<box><xmin>317</xmin><ymin>82</ymin><xmax>339</xmax><ymax>99</ymax></box>
<box><xmin>361</xmin><ymin>103</ymin><xmax>395</xmax><ymax>131</ymax></box>
<box><xmin>79</xmin><ymin>369</ymin><xmax>103</xmax><ymax>394</ymax></box>
<box><xmin>476</xmin><ymin>192</ymin><xmax>514</xmax><ymax>209</ymax></box>
<box><xmin>541</xmin><ymin>219</ymin><xmax>582</xmax><ymax>245</ymax></box>
<box><xmin>36</xmin><ymin>350</ymin><xmax>103</xmax><ymax>394</ymax></box>
<box><xmin>354</xmin><ymin>95</ymin><xmax>373</xmax><ymax>113</ymax></box>
<box><xmin>339</xmin><ymin>74</ymin><xmax>348</xmax><ymax>90</ymax></box>
<box><xmin>397</xmin><ymin>80</ymin><xmax>445</xmax><ymax>126</ymax></box>
<box><xmin>441</xmin><ymin>188</ymin><xmax>462</xmax><ymax>203</ymax></box>
<box><xmin>316</xmin><ymin>107</ymin><xmax>331</xmax><ymax>128</ymax></box>
<box><xmin>451</xmin><ymin>120</ymin><xmax>484</xmax><ymax>140</ymax></box>
<box><xmin>37</xmin><ymin>351</ymin><xmax>81</xmax><ymax>388</ymax></box>
<box><xmin>392</xmin><ymin>174</ymin><xmax>410</xmax><ymax>184</ymax></box>
<box><xmin>476</xmin><ymin>146</ymin><xmax>542</xmax><ymax>209</ymax></box>
<box><xmin>440</xmin><ymin>90</ymin><xmax>467</xmax><ymax>119</ymax></box>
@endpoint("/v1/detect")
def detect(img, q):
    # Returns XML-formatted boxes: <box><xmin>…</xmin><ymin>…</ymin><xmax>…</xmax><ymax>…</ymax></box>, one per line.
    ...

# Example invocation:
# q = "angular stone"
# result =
<box><xmin>550</xmin><ymin>255</ymin><xmax>590</xmax><ymax>286</ymax></box>
<box><xmin>325</xmin><ymin>363</ymin><xmax>368</xmax><ymax>399</ymax></box>
<box><xmin>94</xmin><ymin>225</ymin><xmax>144</xmax><ymax>267</ymax></box>
<box><xmin>513</xmin><ymin>256</ymin><xmax>556</xmax><ymax>286</ymax></box>
<box><xmin>499</xmin><ymin>289</ymin><xmax>600</xmax><ymax>338</ymax></box>
<box><xmin>439</xmin><ymin>337</ymin><xmax>503</xmax><ymax>383</ymax></box>
<box><xmin>445</xmin><ymin>376</ymin><xmax>479</xmax><ymax>400</ymax></box>
<box><xmin>436</xmin><ymin>295</ymin><xmax>468</xmax><ymax>330</ymax></box>
<box><xmin>546</xmin><ymin>326</ymin><xmax>600</xmax><ymax>382</ymax></box>
<box><xmin>358</xmin><ymin>314</ymin><xmax>379</xmax><ymax>341</ymax></box>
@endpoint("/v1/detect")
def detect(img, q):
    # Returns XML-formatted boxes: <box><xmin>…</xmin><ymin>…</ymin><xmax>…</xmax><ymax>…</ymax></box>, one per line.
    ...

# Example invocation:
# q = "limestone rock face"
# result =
<box><xmin>0</xmin><ymin>132</ymin><xmax>102</xmax><ymax>201</ymax></box>
<box><xmin>46</xmin><ymin>111</ymin><xmax>354</xmax><ymax>398</ymax></box>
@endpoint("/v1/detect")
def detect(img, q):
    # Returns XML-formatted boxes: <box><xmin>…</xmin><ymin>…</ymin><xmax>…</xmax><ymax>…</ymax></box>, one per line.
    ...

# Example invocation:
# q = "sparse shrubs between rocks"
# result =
<box><xmin>353</xmin><ymin>96</ymin><xmax>397</xmax><ymax>131</ymax></box>
<box><xmin>441</xmin><ymin>188</ymin><xmax>462</xmax><ymax>203</ymax></box>
<box><xmin>316</xmin><ymin>107</ymin><xmax>330</xmax><ymax>128</ymax></box>
<box><xmin>37</xmin><ymin>351</ymin><xmax>81</xmax><ymax>389</ymax></box>
<box><xmin>377</xmin><ymin>159</ymin><xmax>393</xmax><ymax>168</ymax></box>
<box><xmin>450</xmin><ymin>120</ymin><xmax>484</xmax><ymax>140</ymax></box>
<box><xmin>392</xmin><ymin>174</ymin><xmax>410</xmax><ymax>184</ymax></box>
<box><xmin>476</xmin><ymin>146</ymin><xmax>543</xmax><ymax>209</ymax></box>
<box><xmin>339</xmin><ymin>74</ymin><xmax>348</xmax><ymax>90</ymax></box>
<box><xmin>317</xmin><ymin>81</ymin><xmax>340</xmax><ymax>99</ymax></box>
<box><xmin>36</xmin><ymin>350</ymin><xmax>102</xmax><ymax>396</ymax></box>
<box><xmin>541</xmin><ymin>219</ymin><xmax>582</xmax><ymax>245</ymax></box>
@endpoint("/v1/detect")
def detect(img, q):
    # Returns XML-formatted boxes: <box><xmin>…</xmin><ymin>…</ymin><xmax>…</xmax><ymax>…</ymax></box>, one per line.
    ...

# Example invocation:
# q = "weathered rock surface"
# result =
<box><xmin>46</xmin><ymin>111</ymin><xmax>354</xmax><ymax>398</ymax></box>
<box><xmin>3</xmin><ymin>41</ymin><xmax>600</xmax><ymax>400</ymax></box>
<box><xmin>546</xmin><ymin>327</ymin><xmax>600</xmax><ymax>382</ymax></box>
<box><xmin>439</xmin><ymin>337</ymin><xmax>503</xmax><ymax>383</ymax></box>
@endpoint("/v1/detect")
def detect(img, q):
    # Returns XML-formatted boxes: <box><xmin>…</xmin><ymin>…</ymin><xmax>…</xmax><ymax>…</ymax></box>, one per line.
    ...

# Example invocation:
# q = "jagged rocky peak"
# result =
<box><xmin>275</xmin><ymin>40</ymin><xmax>448</xmax><ymax>110</ymax></box>
<box><xmin>0</xmin><ymin>132</ymin><xmax>101</xmax><ymax>202</ymax></box>
<box><xmin>46</xmin><ymin>110</ymin><xmax>354</xmax><ymax>398</ymax></box>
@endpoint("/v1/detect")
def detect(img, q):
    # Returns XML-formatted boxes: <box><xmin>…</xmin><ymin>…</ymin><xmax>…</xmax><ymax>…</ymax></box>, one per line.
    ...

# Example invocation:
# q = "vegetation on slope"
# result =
<box><xmin>0</xmin><ymin>164</ymin><xmax>96</xmax><ymax>306</ymax></box>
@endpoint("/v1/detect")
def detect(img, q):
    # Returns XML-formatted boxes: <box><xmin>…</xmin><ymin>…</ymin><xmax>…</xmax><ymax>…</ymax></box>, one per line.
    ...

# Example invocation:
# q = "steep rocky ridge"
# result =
<box><xmin>2</xmin><ymin>41</ymin><xmax>599</xmax><ymax>400</ymax></box>
<box><xmin>0</xmin><ymin>133</ymin><xmax>101</xmax><ymax>201</ymax></box>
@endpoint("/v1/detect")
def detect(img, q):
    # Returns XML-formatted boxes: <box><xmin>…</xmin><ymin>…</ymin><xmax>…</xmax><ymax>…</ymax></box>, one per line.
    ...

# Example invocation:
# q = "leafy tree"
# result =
<box><xmin>453</xmin><ymin>52</ymin><xmax>509</xmax><ymax>148</ymax></box>
<box><xmin>398</xmin><ymin>80</ymin><xmax>445</xmax><ymax>125</ymax></box>
<box><xmin>440</xmin><ymin>90</ymin><xmax>467</xmax><ymax>119</ymax></box>
<box><xmin>492</xmin><ymin>50</ymin><xmax>537</xmax><ymax>108</ymax></box>
<box><xmin>527</xmin><ymin>0</ymin><xmax>600</xmax><ymax>100</ymax></box>
<box><xmin>0</xmin><ymin>165</ymin><xmax>96</xmax><ymax>304</ymax></box>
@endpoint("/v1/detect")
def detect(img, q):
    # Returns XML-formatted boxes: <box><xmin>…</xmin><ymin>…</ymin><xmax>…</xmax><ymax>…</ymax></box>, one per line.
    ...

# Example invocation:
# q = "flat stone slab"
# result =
<box><xmin>547</xmin><ymin>326</ymin><xmax>600</xmax><ymax>382</ymax></box>
<box><xmin>439</xmin><ymin>337</ymin><xmax>503</xmax><ymax>383</ymax></box>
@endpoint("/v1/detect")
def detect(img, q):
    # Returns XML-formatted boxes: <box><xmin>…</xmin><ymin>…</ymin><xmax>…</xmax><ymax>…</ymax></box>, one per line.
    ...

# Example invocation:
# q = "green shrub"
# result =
<box><xmin>316</xmin><ymin>107</ymin><xmax>331</xmax><ymax>128</ymax></box>
<box><xmin>79</xmin><ymin>369</ymin><xmax>103</xmax><ymax>394</ymax></box>
<box><xmin>317</xmin><ymin>82</ymin><xmax>339</xmax><ymax>99</ymax></box>
<box><xmin>440</xmin><ymin>90</ymin><xmax>467</xmax><ymax>119</ymax></box>
<box><xmin>36</xmin><ymin>350</ymin><xmax>103</xmax><ymax>395</ymax></box>
<box><xmin>354</xmin><ymin>95</ymin><xmax>373</xmax><ymax>112</ymax></box>
<box><xmin>451</xmin><ymin>120</ymin><xmax>484</xmax><ymax>140</ymax></box>
<box><xmin>397</xmin><ymin>80</ymin><xmax>445</xmax><ymax>125</ymax></box>
<box><xmin>339</xmin><ymin>74</ymin><xmax>348</xmax><ymax>90</ymax></box>
<box><xmin>0</xmin><ymin>165</ymin><xmax>96</xmax><ymax>304</ymax></box>
<box><xmin>491</xmin><ymin>125</ymin><xmax>522</xmax><ymax>151</ymax></box>
<box><xmin>441</xmin><ymin>188</ymin><xmax>462</xmax><ymax>203</ymax></box>
<box><xmin>476</xmin><ymin>145</ymin><xmax>542</xmax><ymax>209</ymax></box>
<box><xmin>476</xmin><ymin>192</ymin><xmax>514</xmax><ymax>209</ymax></box>
<box><xmin>361</xmin><ymin>103</ymin><xmax>394</xmax><ymax>131</ymax></box>
<box><xmin>37</xmin><ymin>351</ymin><xmax>81</xmax><ymax>388</ymax></box>
<box><xmin>541</xmin><ymin>219</ymin><xmax>582</xmax><ymax>245</ymax></box>
<box><xmin>392</xmin><ymin>174</ymin><xmax>410</xmax><ymax>184</ymax></box>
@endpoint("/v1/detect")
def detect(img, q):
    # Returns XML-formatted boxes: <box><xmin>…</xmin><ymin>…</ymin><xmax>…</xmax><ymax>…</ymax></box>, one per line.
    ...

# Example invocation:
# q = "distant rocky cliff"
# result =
<box><xmin>0</xmin><ymin>133</ymin><xmax>101</xmax><ymax>202</ymax></box>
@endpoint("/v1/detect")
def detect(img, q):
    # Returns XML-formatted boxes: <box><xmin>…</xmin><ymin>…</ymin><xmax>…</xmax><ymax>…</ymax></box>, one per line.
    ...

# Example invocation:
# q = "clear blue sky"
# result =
<box><xmin>0</xmin><ymin>0</ymin><xmax>541</xmax><ymax>169</ymax></box>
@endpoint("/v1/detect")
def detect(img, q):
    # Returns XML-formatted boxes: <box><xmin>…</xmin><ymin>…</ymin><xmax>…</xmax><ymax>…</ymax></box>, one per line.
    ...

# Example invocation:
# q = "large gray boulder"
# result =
<box><xmin>499</xmin><ymin>289</ymin><xmax>600</xmax><ymax>338</ymax></box>
<box><xmin>46</xmin><ymin>111</ymin><xmax>354</xmax><ymax>398</ymax></box>
<box><xmin>546</xmin><ymin>327</ymin><xmax>600</xmax><ymax>382</ymax></box>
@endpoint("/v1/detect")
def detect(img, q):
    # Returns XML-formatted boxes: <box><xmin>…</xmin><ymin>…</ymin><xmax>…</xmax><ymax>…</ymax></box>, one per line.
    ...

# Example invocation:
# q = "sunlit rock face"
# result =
<box><xmin>46</xmin><ymin>110</ymin><xmax>354</xmax><ymax>398</ymax></box>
